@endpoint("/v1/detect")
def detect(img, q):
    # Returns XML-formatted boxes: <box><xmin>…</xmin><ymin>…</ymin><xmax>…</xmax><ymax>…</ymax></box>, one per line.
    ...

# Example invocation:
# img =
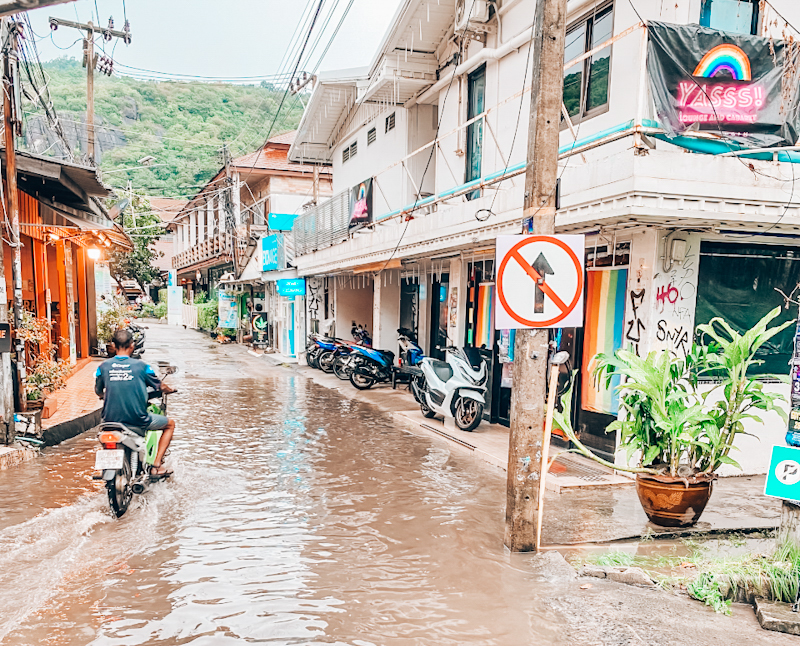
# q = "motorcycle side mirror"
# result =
<box><xmin>549</xmin><ymin>351</ymin><xmax>570</xmax><ymax>366</ymax></box>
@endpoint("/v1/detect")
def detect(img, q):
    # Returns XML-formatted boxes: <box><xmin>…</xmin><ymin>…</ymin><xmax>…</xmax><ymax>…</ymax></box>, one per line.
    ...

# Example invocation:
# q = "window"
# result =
<box><xmin>465</xmin><ymin>65</ymin><xmax>486</xmax><ymax>201</ymax></box>
<box><xmin>385</xmin><ymin>112</ymin><xmax>395</xmax><ymax>133</ymax></box>
<box><xmin>563</xmin><ymin>4</ymin><xmax>613</xmax><ymax>120</ymax></box>
<box><xmin>342</xmin><ymin>140</ymin><xmax>357</xmax><ymax>163</ymax></box>
<box><xmin>700</xmin><ymin>0</ymin><xmax>759</xmax><ymax>35</ymax></box>
<box><xmin>367</xmin><ymin>127</ymin><xmax>376</xmax><ymax>145</ymax></box>
<box><xmin>696</xmin><ymin>242</ymin><xmax>798</xmax><ymax>376</ymax></box>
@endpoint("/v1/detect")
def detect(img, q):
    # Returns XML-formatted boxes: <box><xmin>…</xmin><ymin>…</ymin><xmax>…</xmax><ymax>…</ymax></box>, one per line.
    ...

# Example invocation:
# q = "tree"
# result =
<box><xmin>107</xmin><ymin>192</ymin><xmax>163</xmax><ymax>293</ymax></box>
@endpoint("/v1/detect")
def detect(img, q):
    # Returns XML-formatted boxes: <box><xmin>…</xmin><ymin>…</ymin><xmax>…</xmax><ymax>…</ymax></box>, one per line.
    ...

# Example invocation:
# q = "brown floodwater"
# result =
<box><xmin>0</xmin><ymin>327</ymin><xmax>565</xmax><ymax>645</ymax></box>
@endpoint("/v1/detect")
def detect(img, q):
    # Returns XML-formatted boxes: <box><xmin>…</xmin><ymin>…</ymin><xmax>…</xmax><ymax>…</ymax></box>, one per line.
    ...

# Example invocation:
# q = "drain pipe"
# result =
<box><xmin>409</xmin><ymin>25</ymin><xmax>533</xmax><ymax>107</ymax></box>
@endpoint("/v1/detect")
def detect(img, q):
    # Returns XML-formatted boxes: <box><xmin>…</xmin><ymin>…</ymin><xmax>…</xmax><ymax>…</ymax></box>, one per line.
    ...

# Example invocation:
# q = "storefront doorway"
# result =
<box><xmin>429</xmin><ymin>273</ymin><xmax>449</xmax><ymax>360</ymax></box>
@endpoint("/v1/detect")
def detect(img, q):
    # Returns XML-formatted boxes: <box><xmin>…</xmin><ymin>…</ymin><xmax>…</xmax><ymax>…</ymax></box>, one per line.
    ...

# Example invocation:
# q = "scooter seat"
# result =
<box><xmin>430</xmin><ymin>359</ymin><xmax>453</xmax><ymax>382</ymax></box>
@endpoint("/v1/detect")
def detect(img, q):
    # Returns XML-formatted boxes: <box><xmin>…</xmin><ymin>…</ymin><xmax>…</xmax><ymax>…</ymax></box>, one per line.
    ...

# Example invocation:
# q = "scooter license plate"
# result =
<box><xmin>94</xmin><ymin>449</ymin><xmax>124</xmax><ymax>470</ymax></box>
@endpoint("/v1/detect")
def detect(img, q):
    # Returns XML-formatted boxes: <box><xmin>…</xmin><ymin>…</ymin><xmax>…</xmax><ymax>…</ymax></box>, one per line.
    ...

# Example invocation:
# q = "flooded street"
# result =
<box><xmin>0</xmin><ymin>325</ymin><xmax>796</xmax><ymax>646</ymax></box>
<box><xmin>0</xmin><ymin>326</ymin><xmax>559</xmax><ymax>645</ymax></box>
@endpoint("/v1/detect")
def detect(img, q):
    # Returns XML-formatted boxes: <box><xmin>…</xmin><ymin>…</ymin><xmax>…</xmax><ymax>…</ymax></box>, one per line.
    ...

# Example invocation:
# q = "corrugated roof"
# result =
<box><xmin>267</xmin><ymin>131</ymin><xmax>297</xmax><ymax>146</ymax></box>
<box><xmin>231</xmin><ymin>147</ymin><xmax>331</xmax><ymax>175</ymax></box>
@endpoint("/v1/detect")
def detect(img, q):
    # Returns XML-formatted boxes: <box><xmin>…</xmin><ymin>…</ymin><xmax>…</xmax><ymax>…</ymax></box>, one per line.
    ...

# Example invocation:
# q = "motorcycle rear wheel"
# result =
<box><xmin>318</xmin><ymin>351</ymin><xmax>336</xmax><ymax>373</ymax></box>
<box><xmin>350</xmin><ymin>371</ymin><xmax>376</xmax><ymax>390</ymax></box>
<box><xmin>420</xmin><ymin>401</ymin><xmax>437</xmax><ymax>419</ymax></box>
<box><xmin>332</xmin><ymin>357</ymin><xmax>351</xmax><ymax>380</ymax></box>
<box><xmin>454</xmin><ymin>397</ymin><xmax>483</xmax><ymax>432</ymax></box>
<box><xmin>108</xmin><ymin>451</ymin><xmax>133</xmax><ymax>518</ymax></box>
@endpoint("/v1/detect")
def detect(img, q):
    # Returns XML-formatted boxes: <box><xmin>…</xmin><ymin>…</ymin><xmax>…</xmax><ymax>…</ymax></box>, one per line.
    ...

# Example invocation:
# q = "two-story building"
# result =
<box><xmin>287</xmin><ymin>0</ymin><xmax>800</xmax><ymax>475</ymax></box>
<box><xmin>169</xmin><ymin>131</ymin><xmax>331</xmax><ymax>355</ymax></box>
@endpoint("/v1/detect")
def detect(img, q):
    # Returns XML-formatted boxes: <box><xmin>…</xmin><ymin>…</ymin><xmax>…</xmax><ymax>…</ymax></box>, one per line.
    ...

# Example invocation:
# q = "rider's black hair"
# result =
<box><xmin>112</xmin><ymin>328</ymin><xmax>134</xmax><ymax>350</ymax></box>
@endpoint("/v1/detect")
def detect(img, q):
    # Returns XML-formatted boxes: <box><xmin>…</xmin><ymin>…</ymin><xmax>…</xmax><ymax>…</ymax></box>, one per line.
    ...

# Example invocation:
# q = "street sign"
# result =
<box><xmin>765</xmin><ymin>445</ymin><xmax>800</xmax><ymax>502</ymax></box>
<box><xmin>262</xmin><ymin>234</ymin><xmax>286</xmax><ymax>272</ymax></box>
<box><xmin>251</xmin><ymin>312</ymin><xmax>269</xmax><ymax>347</ymax></box>
<box><xmin>495</xmin><ymin>235</ymin><xmax>585</xmax><ymax>329</ymax></box>
<box><xmin>268</xmin><ymin>213</ymin><xmax>298</xmax><ymax>231</ymax></box>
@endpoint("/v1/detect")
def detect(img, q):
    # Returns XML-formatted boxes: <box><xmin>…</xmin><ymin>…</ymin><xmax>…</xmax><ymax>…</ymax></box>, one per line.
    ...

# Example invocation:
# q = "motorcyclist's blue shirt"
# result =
<box><xmin>95</xmin><ymin>356</ymin><xmax>162</xmax><ymax>428</ymax></box>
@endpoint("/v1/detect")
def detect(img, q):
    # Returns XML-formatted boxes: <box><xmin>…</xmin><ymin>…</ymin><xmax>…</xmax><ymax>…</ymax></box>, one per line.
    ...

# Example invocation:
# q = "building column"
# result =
<box><xmin>197</xmin><ymin>206</ymin><xmax>205</xmax><ymax>242</ymax></box>
<box><xmin>189</xmin><ymin>210</ymin><xmax>197</xmax><ymax>247</ymax></box>
<box><xmin>55</xmin><ymin>241</ymin><xmax>70</xmax><ymax>361</ymax></box>
<box><xmin>75</xmin><ymin>246</ymin><xmax>90</xmax><ymax>359</ymax></box>
<box><xmin>182</xmin><ymin>222</ymin><xmax>189</xmax><ymax>253</ymax></box>
<box><xmin>32</xmin><ymin>238</ymin><xmax>46</xmax><ymax>318</ymax></box>
<box><xmin>206</xmin><ymin>199</ymin><xmax>213</xmax><ymax>238</ymax></box>
<box><xmin>373</xmin><ymin>269</ymin><xmax>401</xmax><ymax>353</ymax></box>
<box><xmin>446</xmin><ymin>258</ymin><xmax>466</xmax><ymax>348</ymax></box>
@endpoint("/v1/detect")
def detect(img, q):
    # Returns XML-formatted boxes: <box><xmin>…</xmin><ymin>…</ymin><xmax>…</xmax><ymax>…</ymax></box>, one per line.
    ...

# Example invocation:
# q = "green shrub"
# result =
<box><xmin>197</xmin><ymin>301</ymin><xmax>218</xmax><ymax>330</ymax></box>
<box><xmin>153</xmin><ymin>302</ymin><xmax>167</xmax><ymax>319</ymax></box>
<box><xmin>194</xmin><ymin>290</ymin><xmax>209</xmax><ymax>304</ymax></box>
<box><xmin>158</xmin><ymin>288</ymin><xmax>167</xmax><ymax>303</ymax></box>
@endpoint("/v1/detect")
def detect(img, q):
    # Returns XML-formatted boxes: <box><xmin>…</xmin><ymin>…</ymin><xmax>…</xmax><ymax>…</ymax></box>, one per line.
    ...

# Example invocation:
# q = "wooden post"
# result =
<box><xmin>504</xmin><ymin>0</ymin><xmax>568</xmax><ymax>552</ymax></box>
<box><xmin>86</xmin><ymin>254</ymin><xmax>97</xmax><ymax>356</ymax></box>
<box><xmin>56</xmin><ymin>241</ymin><xmax>69</xmax><ymax>360</ymax></box>
<box><xmin>3</xmin><ymin>19</ymin><xmax>25</xmax><ymax>412</ymax></box>
<box><xmin>32</xmin><ymin>238</ymin><xmax>46</xmax><ymax>318</ymax></box>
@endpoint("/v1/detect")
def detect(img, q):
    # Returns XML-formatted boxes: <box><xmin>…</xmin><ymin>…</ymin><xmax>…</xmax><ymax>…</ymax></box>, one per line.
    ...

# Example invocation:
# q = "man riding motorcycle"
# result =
<box><xmin>94</xmin><ymin>328</ymin><xmax>176</xmax><ymax>478</ymax></box>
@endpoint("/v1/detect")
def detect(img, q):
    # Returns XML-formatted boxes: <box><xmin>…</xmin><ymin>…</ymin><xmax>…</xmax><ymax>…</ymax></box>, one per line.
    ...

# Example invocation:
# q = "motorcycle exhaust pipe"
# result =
<box><xmin>131</xmin><ymin>477</ymin><xmax>149</xmax><ymax>494</ymax></box>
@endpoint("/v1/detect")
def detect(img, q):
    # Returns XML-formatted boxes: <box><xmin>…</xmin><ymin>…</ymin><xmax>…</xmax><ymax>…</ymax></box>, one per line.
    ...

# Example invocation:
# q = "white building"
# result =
<box><xmin>288</xmin><ymin>0</ymin><xmax>800</xmax><ymax>474</ymax></box>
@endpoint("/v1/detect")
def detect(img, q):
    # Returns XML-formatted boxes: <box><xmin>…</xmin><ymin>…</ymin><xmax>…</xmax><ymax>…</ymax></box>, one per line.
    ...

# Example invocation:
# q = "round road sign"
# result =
<box><xmin>496</xmin><ymin>235</ymin><xmax>584</xmax><ymax>328</ymax></box>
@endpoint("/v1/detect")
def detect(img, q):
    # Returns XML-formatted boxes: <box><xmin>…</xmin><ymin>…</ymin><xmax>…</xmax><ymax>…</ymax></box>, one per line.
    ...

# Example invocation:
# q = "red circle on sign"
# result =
<box><xmin>497</xmin><ymin>236</ymin><xmax>584</xmax><ymax>328</ymax></box>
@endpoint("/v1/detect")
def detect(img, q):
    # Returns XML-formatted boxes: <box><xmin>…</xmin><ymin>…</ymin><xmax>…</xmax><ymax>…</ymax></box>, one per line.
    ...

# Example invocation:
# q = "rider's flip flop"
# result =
<box><xmin>149</xmin><ymin>465</ymin><xmax>174</xmax><ymax>479</ymax></box>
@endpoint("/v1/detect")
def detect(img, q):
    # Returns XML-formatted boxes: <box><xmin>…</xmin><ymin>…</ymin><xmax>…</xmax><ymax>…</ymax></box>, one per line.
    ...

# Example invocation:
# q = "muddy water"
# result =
<box><xmin>0</xmin><ymin>329</ymin><xmax>562</xmax><ymax>645</ymax></box>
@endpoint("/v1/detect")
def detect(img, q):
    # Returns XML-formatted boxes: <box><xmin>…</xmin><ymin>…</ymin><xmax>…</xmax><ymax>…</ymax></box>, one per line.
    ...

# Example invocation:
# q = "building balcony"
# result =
<box><xmin>172</xmin><ymin>232</ymin><xmax>235</xmax><ymax>271</ymax></box>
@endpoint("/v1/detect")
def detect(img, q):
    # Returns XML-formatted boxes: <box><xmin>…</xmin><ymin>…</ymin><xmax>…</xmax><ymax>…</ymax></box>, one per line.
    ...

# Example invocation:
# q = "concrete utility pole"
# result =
<box><xmin>3</xmin><ymin>18</ymin><xmax>25</xmax><ymax>413</ymax></box>
<box><xmin>48</xmin><ymin>16</ymin><xmax>131</xmax><ymax>164</ymax></box>
<box><xmin>504</xmin><ymin>0</ymin><xmax>568</xmax><ymax>552</ymax></box>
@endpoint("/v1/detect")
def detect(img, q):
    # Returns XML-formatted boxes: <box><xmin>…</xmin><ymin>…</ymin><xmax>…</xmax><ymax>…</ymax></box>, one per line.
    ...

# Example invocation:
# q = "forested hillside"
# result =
<box><xmin>22</xmin><ymin>58</ymin><xmax>304</xmax><ymax>197</ymax></box>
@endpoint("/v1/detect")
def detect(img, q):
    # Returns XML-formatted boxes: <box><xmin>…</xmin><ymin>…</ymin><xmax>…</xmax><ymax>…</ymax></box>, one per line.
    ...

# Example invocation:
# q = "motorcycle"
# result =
<box><xmin>411</xmin><ymin>346</ymin><xmax>487</xmax><ymax>432</ymax></box>
<box><xmin>93</xmin><ymin>361</ymin><xmax>177</xmax><ymax>517</ymax></box>
<box><xmin>397</xmin><ymin>327</ymin><xmax>424</xmax><ymax>367</ymax></box>
<box><xmin>99</xmin><ymin>320</ymin><xmax>146</xmax><ymax>359</ymax></box>
<box><xmin>305</xmin><ymin>333</ymin><xmax>336</xmax><ymax>369</ymax></box>
<box><xmin>348</xmin><ymin>344</ymin><xmax>395</xmax><ymax>390</ymax></box>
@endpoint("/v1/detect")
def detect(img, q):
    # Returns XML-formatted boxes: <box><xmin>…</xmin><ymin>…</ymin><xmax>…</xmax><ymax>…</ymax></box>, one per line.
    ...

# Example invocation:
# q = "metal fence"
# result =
<box><xmin>293</xmin><ymin>189</ymin><xmax>351</xmax><ymax>257</ymax></box>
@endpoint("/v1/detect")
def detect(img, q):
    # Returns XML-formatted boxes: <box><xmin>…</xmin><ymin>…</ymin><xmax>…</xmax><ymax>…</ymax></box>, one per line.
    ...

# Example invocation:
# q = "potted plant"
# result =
<box><xmin>553</xmin><ymin>308</ymin><xmax>790</xmax><ymax>527</ymax></box>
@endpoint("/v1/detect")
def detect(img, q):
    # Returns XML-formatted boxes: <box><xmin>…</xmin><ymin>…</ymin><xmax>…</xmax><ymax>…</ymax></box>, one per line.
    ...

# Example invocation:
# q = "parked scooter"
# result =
<box><xmin>397</xmin><ymin>327</ymin><xmax>424</xmax><ymax>366</ymax></box>
<box><xmin>411</xmin><ymin>346</ymin><xmax>487</xmax><ymax>431</ymax></box>
<box><xmin>348</xmin><ymin>344</ymin><xmax>395</xmax><ymax>390</ymax></box>
<box><xmin>330</xmin><ymin>324</ymin><xmax>374</xmax><ymax>380</ymax></box>
<box><xmin>99</xmin><ymin>320</ymin><xmax>146</xmax><ymax>359</ymax></box>
<box><xmin>92</xmin><ymin>362</ymin><xmax>177</xmax><ymax>517</ymax></box>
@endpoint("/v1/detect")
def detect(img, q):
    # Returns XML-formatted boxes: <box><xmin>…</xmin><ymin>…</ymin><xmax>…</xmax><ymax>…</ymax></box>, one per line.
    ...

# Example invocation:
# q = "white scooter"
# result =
<box><xmin>411</xmin><ymin>346</ymin><xmax>487</xmax><ymax>431</ymax></box>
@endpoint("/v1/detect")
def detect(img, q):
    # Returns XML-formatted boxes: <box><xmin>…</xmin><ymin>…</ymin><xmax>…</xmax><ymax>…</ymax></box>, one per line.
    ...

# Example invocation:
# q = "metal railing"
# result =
<box><xmin>172</xmin><ymin>232</ymin><xmax>235</xmax><ymax>269</ymax></box>
<box><xmin>293</xmin><ymin>189</ymin><xmax>351</xmax><ymax>257</ymax></box>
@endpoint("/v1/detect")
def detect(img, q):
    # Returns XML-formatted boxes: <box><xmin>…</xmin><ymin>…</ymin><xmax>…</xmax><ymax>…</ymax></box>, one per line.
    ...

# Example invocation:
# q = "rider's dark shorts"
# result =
<box><xmin>129</xmin><ymin>413</ymin><xmax>169</xmax><ymax>437</ymax></box>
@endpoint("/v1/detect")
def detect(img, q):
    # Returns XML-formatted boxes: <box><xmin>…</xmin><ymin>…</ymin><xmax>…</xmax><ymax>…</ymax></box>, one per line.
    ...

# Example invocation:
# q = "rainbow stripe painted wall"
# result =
<box><xmin>581</xmin><ymin>269</ymin><xmax>628</xmax><ymax>416</ymax></box>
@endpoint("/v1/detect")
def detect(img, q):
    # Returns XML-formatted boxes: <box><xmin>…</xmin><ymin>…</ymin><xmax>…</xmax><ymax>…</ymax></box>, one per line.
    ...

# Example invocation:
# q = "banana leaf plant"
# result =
<box><xmin>552</xmin><ymin>308</ymin><xmax>790</xmax><ymax>479</ymax></box>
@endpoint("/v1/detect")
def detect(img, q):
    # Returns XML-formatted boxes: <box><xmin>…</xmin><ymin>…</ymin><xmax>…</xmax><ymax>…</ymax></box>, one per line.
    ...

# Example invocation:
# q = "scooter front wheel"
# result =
<box><xmin>350</xmin><ymin>372</ymin><xmax>375</xmax><ymax>390</ymax></box>
<box><xmin>318</xmin><ymin>350</ymin><xmax>336</xmax><ymax>373</ymax></box>
<box><xmin>454</xmin><ymin>397</ymin><xmax>483</xmax><ymax>432</ymax></box>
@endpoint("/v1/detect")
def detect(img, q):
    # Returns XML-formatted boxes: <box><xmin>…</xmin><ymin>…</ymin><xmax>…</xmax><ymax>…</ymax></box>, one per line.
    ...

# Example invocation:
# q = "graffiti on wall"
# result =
<box><xmin>306</xmin><ymin>277</ymin><xmax>323</xmax><ymax>334</ymax></box>
<box><xmin>651</xmin><ymin>236</ymin><xmax>700</xmax><ymax>359</ymax></box>
<box><xmin>625</xmin><ymin>288</ymin><xmax>647</xmax><ymax>356</ymax></box>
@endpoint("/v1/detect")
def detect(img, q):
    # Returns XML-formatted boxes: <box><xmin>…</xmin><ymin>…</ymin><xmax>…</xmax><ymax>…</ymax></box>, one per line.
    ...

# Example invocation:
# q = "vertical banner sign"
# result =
<box><xmin>64</xmin><ymin>247</ymin><xmax>77</xmax><ymax>365</ymax></box>
<box><xmin>349</xmin><ymin>178</ymin><xmax>373</xmax><ymax>231</ymax></box>
<box><xmin>648</xmin><ymin>21</ymin><xmax>800</xmax><ymax>147</ymax></box>
<box><xmin>494</xmin><ymin>235</ymin><xmax>585</xmax><ymax>330</ymax></box>
<box><xmin>218</xmin><ymin>292</ymin><xmax>238</xmax><ymax>329</ymax></box>
<box><xmin>251</xmin><ymin>311</ymin><xmax>269</xmax><ymax>347</ymax></box>
<box><xmin>786</xmin><ymin>313</ymin><xmax>800</xmax><ymax>446</ymax></box>
<box><xmin>167</xmin><ymin>286</ymin><xmax>183</xmax><ymax>326</ymax></box>
<box><xmin>262</xmin><ymin>234</ymin><xmax>286</xmax><ymax>272</ymax></box>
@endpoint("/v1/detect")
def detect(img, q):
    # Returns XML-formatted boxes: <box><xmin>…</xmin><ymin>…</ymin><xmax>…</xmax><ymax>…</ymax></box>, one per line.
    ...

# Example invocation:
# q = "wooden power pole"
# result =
<box><xmin>504</xmin><ymin>0</ymin><xmax>569</xmax><ymax>552</ymax></box>
<box><xmin>48</xmin><ymin>16</ymin><xmax>131</xmax><ymax>164</ymax></box>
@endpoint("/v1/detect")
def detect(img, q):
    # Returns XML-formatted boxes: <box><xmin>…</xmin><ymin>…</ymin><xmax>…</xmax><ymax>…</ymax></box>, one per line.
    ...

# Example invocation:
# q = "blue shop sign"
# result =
<box><xmin>268</xmin><ymin>213</ymin><xmax>298</xmax><ymax>231</ymax></box>
<box><xmin>262</xmin><ymin>234</ymin><xmax>285</xmax><ymax>272</ymax></box>
<box><xmin>277</xmin><ymin>278</ymin><xmax>306</xmax><ymax>297</ymax></box>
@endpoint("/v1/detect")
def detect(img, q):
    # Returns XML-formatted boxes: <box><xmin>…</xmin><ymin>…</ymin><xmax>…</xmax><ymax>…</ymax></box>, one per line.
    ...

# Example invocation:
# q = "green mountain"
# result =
<box><xmin>21</xmin><ymin>58</ymin><xmax>304</xmax><ymax>197</ymax></box>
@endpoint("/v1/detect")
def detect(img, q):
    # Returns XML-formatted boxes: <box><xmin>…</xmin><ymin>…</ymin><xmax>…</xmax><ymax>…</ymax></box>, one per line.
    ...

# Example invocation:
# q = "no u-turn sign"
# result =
<box><xmin>494</xmin><ymin>235</ymin><xmax>585</xmax><ymax>329</ymax></box>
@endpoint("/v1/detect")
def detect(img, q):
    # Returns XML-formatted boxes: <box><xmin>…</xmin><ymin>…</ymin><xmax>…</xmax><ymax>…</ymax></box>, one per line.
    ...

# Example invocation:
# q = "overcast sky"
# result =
<box><xmin>26</xmin><ymin>0</ymin><xmax>403</xmax><ymax>81</ymax></box>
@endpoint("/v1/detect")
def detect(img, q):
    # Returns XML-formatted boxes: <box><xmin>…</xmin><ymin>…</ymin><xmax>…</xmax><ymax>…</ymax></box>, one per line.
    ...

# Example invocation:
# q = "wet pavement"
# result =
<box><xmin>0</xmin><ymin>324</ymin><xmax>796</xmax><ymax>645</ymax></box>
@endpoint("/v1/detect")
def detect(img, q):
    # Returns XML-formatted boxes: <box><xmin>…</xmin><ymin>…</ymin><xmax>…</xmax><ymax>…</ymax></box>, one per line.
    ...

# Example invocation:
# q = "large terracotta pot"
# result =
<box><xmin>635</xmin><ymin>474</ymin><xmax>715</xmax><ymax>527</ymax></box>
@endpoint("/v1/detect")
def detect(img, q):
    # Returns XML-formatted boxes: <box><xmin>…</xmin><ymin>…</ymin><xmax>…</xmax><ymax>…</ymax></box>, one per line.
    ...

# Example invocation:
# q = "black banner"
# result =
<box><xmin>251</xmin><ymin>312</ymin><xmax>269</xmax><ymax>347</ymax></box>
<box><xmin>349</xmin><ymin>178</ymin><xmax>373</xmax><ymax>231</ymax></box>
<box><xmin>647</xmin><ymin>21</ymin><xmax>800</xmax><ymax>147</ymax></box>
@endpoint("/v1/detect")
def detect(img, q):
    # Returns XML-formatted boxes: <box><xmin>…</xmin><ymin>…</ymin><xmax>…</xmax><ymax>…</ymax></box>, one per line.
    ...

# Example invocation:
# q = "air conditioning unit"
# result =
<box><xmin>455</xmin><ymin>0</ymin><xmax>491</xmax><ymax>33</ymax></box>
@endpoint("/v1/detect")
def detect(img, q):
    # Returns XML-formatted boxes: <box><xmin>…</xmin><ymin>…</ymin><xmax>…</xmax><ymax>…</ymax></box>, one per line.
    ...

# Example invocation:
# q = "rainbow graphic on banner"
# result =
<box><xmin>693</xmin><ymin>44</ymin><xmax>752</xmax><ymax>81</ymax></box>
<box><xmin>476</xmin><ymin>283</ymin><xmax>494</xmax><ymax>349</ymax></box>
<box><xmin>581</xmin><ymin>269</ymin><xmax>628</xmax><ymax>416</ymax></box>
